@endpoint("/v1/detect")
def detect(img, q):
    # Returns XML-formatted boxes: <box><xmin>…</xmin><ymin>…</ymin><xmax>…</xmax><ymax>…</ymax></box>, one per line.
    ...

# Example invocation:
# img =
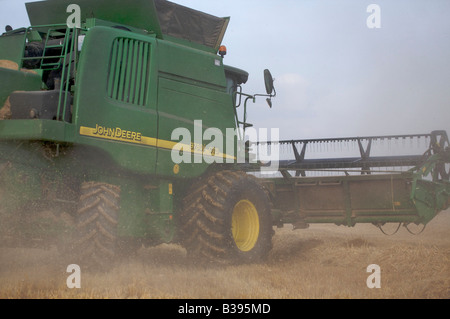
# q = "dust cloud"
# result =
<box><xmin>1</xmin><ymin>209</ymin><xmax>449</xmax><ymax>299</ymax></box>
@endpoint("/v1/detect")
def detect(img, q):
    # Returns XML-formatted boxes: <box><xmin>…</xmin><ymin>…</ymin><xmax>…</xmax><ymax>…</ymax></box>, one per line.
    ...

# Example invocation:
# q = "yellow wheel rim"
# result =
<box><xmin>232</xmin><ymin>200</ymin><xmax>260</xmax><ymax>252</ymax></box>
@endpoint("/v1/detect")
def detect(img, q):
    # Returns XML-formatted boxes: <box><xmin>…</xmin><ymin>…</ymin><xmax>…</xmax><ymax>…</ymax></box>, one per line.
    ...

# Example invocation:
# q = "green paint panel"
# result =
<box><xmin>0</xmin><ymin>120</ymin><xmax>70</xmax><ymax>142</ymax></box>
<box><xmin>0</xmin><ymin>68</ymin><xmax>42</xmax><ymax>107</ymax></box>
<box><xmin>117</xmin><ymin>180</ymin><xmax>149</xmax><ymax>238</ymax></box>
<box><xmin>0</xmin><ymin>34</ymin><xmax>26</xmax><ymax>66</ymax></box>
<box><xmin>74</xmin><ymin>26</ymin><xmax>159</xmax><ymax>174</ymax></box>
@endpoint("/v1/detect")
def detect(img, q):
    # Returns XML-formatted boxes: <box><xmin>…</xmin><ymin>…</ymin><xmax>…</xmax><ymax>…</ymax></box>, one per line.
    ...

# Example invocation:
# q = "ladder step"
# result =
<box><xmin>45</xmin><ymin>45</ymin><xmax>64</xmax><ymax>49</ymax></box>
<box><xmin>41</xmin><ymin>63</ymin><xmax>61</xmax><ymax>68</ymax></box>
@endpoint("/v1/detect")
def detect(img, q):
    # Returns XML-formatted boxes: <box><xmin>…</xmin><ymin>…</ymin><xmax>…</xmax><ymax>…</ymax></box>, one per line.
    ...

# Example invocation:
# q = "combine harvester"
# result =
<box><xmin>0</xmin><ymin>0</ymin><xmax>448</xmax><ymax>269</ymax></box>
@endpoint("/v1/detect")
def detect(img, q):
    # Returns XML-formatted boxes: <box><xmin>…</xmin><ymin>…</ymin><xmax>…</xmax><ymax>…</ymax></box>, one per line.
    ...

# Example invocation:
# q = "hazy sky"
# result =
<box><xmin>1</xmin><ymin>0</ymin><xmax>449</xmax><ymax>140</ymax></box>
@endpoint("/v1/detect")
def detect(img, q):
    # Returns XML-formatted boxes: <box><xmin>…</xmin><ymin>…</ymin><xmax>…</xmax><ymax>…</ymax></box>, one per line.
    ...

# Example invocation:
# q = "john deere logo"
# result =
<box><xmin>92</xmin><ymin>124</ymin><xmax>142</xmax><ymax>142</ymax></box>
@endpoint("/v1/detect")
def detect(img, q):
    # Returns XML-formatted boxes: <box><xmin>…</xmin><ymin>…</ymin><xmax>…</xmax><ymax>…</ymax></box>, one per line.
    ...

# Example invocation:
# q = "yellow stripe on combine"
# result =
<box><xmin>79</xmin><ymin>125</ymin><xmax>236</xmax><ymax>160</ymax></box>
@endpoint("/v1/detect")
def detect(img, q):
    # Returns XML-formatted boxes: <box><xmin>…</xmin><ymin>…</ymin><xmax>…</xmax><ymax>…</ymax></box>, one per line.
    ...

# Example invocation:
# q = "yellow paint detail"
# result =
<box><xmin>173</xmin><ymin>164</ymin><xmax>180</xmax><ymax>175</ymax></box>
<box><xmin>168</xmin><ymin>183</ymin><xmax>173</xmax><ymax>195</ymax></box>
<box><xmin>232</xmin><ymin>200</ymin><xmax>260</xmax><ymax>252</ymax></box>
<box><xmin>79</xmin><ymin>125</ymin><xmax>236</xmax><ymax>160</ymax></box>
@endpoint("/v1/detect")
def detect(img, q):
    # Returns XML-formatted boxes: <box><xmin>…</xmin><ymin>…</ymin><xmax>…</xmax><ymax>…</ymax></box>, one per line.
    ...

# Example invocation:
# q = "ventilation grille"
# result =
<box><xmin>107</xmin><ymin>38</ymin><xmax>151</xmax><ymax>106</ymax></box>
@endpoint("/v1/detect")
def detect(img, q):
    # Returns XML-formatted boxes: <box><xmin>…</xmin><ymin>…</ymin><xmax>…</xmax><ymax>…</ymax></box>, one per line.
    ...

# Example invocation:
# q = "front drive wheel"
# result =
<box><xmin>180</xmin><ymin>171</ymin><xmax>273</xmax><ymax>264</ymax></box>
<box><xmin>70</xmin><ymin>181</ymin><xmax>121</xmax><ymax>271</ymax></box>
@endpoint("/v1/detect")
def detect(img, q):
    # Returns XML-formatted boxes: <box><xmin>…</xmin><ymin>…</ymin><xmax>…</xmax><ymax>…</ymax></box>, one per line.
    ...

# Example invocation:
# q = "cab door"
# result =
<box><xmin>74</xmin><ymin>27</ymin><xmax>159</xmax><ymax>174</ymax></box>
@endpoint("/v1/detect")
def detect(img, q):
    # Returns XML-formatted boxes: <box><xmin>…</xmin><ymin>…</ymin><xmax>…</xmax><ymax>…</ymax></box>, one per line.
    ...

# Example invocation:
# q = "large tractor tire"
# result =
<box><xmin>180</xmin><ymin>170</ymin><xmax>274</xmax><ymax>265</ymax></box>
<box><xmin>70</xmin><ymin>181</ymin><xmax>121</xmax><ymax>271</ymax></box>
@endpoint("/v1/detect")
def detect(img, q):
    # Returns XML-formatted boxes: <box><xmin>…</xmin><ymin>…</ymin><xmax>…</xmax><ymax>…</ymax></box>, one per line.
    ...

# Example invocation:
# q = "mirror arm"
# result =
<box><xmin>233</xmin><ymin>85</ymin><xmax>244</xmax><ymax>108</ymax></box>
<box><xmin>253</xmin><ymin>92</ymin><xmax>275</xmax><ymax>99</ymax></box>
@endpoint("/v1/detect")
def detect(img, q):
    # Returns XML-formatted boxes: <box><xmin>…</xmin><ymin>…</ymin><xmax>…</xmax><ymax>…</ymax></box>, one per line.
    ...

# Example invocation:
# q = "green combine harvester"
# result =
<box><xmin>0</xmin><ymin>0</ymin><xmax>449</xmax><ymax>269</ymax></box>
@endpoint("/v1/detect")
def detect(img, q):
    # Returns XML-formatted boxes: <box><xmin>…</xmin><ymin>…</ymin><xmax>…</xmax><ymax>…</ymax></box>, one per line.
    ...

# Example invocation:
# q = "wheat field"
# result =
<box><xmin>0</xmin><ymin>209</ymin><xmax>449</xmax><ymax>299</ymax></box>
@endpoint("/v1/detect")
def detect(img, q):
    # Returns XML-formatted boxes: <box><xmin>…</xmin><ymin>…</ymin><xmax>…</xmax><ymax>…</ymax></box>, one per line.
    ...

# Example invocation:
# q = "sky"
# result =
<box><xmin>1</xmin><ymin>0</ymin><xmax>449</xmax><ymax>140</ymax></box>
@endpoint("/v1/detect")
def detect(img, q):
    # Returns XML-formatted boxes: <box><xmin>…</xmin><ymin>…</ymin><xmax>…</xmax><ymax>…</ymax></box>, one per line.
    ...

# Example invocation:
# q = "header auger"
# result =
<box><xmin>0</xmin><ymin>0</ymin><xmax>449</xmax><ymax>270</ymax></box>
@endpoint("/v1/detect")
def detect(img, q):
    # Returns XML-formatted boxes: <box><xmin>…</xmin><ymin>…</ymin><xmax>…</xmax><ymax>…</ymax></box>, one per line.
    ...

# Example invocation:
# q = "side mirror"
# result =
<box><xmin>264</xmin><ymin>69</ymin><xmax>275</xmax><ymax>95</ymax></box>
<box><xmin>264</xmin><ymin>69</ymin><xmax>276</xmax><ymax>108</ymax></box>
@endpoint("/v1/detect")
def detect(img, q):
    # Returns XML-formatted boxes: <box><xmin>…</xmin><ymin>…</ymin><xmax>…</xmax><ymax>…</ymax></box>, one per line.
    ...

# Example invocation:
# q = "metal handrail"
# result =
<box><xmin>20</xmin><ymin>24</ymin><xmax>82</xmax><ymax>122</ymax></box>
